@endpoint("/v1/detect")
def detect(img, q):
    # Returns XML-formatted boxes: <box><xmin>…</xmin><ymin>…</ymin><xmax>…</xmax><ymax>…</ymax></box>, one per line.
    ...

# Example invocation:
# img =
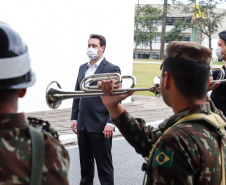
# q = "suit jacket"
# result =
<box><xmin>71</xmin><ymin>58</ymin><xmax>121</xmax><ymax>133</ymax></box>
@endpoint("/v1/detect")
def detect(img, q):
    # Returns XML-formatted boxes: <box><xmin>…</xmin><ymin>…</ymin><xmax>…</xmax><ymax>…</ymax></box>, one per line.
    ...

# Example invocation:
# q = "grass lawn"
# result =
<box><xmin>133</xmin><ymin>58</ymin><xmax>163</xmax><ymax>63</ymax></box>
<box><xmin>213</xmin><ymin>62</ymin><xmax>225</xmax><ymax>66</ymax></box>
<box><xmin>132</xmin><ymin>60</ymin><xmax>225</xmax><ymax>97</ymax></box>
<box><xmin>133</xmin><ymin>61</ymin><xmax>162</xmax><ymax>96</ymax></box>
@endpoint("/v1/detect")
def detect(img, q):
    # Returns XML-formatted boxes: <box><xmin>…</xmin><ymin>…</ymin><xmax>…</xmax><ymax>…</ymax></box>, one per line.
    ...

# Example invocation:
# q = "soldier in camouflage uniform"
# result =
<box><xmin>98</xmin><ymin>41</ymin><xmax>226</xmax><ymax>184</ymax></box>
<box><xmin>0</xmin><ymin>22</ymin><xmax>69</xmax><ymax>184</ymax></box>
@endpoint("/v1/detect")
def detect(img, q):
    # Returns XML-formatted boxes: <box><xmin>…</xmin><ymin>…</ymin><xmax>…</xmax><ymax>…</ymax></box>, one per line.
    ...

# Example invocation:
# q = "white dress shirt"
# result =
<box><xmin>85</xmin><ymin>57</ymin><xmax>103</xmax><ymax>78</ymax></box>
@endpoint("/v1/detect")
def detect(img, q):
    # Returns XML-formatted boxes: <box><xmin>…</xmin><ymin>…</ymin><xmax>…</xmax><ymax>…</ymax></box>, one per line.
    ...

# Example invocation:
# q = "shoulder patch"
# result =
<box><xmin>153</xmin><ymin>150</ymin><xmax>173</xmax><ymax>167</ymax></box>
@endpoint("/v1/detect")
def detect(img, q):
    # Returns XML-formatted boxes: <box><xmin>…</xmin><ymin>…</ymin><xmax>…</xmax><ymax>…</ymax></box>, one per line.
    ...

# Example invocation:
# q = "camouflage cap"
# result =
<box><xmin>165</xmin><ymin>41</ymin><xmax>212</xmax><ymax>65</ymax></box>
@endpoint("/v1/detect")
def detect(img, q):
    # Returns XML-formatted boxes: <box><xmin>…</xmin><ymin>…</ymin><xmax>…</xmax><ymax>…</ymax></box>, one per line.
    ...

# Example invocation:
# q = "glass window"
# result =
<box><xmin>152</xmin><ymin>36</ymin><xmax>161</xmax><ymax>43</ymax></box>
<box><xmin>184</xmin><ymin>17</ymin><xmax>192</xmax><ymax>23</ymax></box>
<box><xmin>165</xmin><ymin>39</ymin><xmax>170</xmax><ymax>43</ymax></box>
<box><xmin>166</xmin><ymin>17</ymin><xmax>192</xmax><ymax>25</ymax></box>
<box><xmin>156</xmin><ymin>36</ymin><xmax>161</xmax><ymax>43</ymax></box>
<box><xmin>183</xmin><ymin>36</ymin><xmax>191</xmax><ymax>41</ymax></box>
<box><xmin>173</xmin><ymin>17</ymin><xmax>178</xmax><ymax>22</ymax></box>
<box><xmin>133</xmin><ymin>52</ymin><xmax>160</xmax><ymax>60</ymax></box>
<box><xmin>152</xmin><ymin>52</ymin><xmax>160</xmax><ymax>60</ymax></box>
<box><xmin>166</xmin><ymin>17</ymin><xmax>173</xmax><ymax>25</ymax></box>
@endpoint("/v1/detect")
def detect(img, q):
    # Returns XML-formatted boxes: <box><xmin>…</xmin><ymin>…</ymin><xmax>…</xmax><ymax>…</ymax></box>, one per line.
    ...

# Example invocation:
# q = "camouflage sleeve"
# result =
<box><xmin>112</xmin><ymin>109</ymin><xmax>161</xmax><ymax>158</ymax></box>
<box><xmin>43</xmin><ymin>132</ymin><xmax>70</xmax><ymax>185</ymax></box>
<box><xmin>27</xmin><ymin>117</ymin><xmax>70</xmax><ymax>184</ymax></box>
<box><xmin>149</xmin><ymin>125</ymin><xmax>202</xmax><ymax>185</ymax></box>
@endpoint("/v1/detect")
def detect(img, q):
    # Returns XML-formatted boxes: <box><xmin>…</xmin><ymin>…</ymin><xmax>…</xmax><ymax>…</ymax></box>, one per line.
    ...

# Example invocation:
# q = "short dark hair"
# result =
<box><xmin>0</xmin><ymin>89</ymin><xmax>18</xmax><ymax>109</ymax></box>
<box><xmin>89</xmin><ymin>34</ymin><xmax>106</xmax><ymax>52</ymax></box>
<box><xmin>223</xmin><ymin>39</ymin><xmax>226</xmax><ymax>45</ymax></box>
<box><xmin>161</xmin><ymin>58</ymin><xmax>210</xmax><ymax>99</ymax></box>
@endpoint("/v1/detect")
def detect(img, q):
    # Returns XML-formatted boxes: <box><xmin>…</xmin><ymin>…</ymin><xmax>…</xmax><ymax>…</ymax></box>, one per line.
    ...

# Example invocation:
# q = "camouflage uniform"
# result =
<box><xmin>112</xmin><ymin>100</ymin><xmax>226</xmax><ymax>184</ymax></box>
<box><xmin>0</xmin><ymin>113</ymin><xmax>70</xmax><ymax>185</ymax></box>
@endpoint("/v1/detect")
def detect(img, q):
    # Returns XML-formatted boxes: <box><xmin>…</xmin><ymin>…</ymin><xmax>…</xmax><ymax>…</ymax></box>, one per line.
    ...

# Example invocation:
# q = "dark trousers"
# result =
<box><xmin>77</xmin><ymin>129</ymin><xmax>114</xmax><ymax>185</ymax></box>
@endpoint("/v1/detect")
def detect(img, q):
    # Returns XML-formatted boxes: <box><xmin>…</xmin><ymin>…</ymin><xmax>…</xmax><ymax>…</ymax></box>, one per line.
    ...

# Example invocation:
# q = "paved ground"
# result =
<box><xmin>25</xmin><ymin>95</ymin><xmax>174</xmax><ymax>145</ymax></box>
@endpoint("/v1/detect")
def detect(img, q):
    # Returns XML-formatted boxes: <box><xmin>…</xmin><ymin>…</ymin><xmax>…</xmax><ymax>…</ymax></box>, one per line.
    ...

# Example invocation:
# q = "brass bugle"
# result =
<box><xmin>210</xmin><ymin>67</ymin><xmax>226</xmax><ymax>84</ymax></box>
<box><xmin>46</xmin><ymin>73</ymin><xmax>161</xmax><ymax>109</ymax></box>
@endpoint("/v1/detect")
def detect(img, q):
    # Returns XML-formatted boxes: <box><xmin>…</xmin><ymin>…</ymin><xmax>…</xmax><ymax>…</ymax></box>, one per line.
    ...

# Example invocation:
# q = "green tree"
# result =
<box><xmin>193</xmin><ymin>0</ymin><xmax>226</xmax><ymax>49</ymax></box>
<box><xmin>164</xmin><ymin>18</ymin><xmax>191</xmax><ymax>41</ymax></box>
<box><xmin>173</xmin><ymin>0</ymin><xmax>226</xmax><ymax>49</ymax></box>
<box><xmin>134</xmin><ymin>5</ymin><xmax>162</xmax><ymax>59</ymax></box>
<box><xmin>160</xmin><ymin>0</ymin><xmax>168</xmax><ymax>60</ymax></box>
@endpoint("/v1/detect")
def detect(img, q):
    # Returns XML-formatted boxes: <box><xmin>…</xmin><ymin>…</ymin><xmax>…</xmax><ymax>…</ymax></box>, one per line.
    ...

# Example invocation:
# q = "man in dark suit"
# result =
<box><xmin>71</xmin><ymin>34</ymin><xmax>120</xmax><ymax>185</ymax></box>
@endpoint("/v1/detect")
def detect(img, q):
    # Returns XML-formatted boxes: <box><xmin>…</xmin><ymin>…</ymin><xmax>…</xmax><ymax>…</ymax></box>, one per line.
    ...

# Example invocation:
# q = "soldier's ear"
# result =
<box><xmin>18</xmin><ymin>89</ymin><xmax>27</xmax><ymax>98</ymax></box>
<box><xmin>163</xmin><ymin>71</ymin><xmax>170</xmax><ymax>90</ymax></box>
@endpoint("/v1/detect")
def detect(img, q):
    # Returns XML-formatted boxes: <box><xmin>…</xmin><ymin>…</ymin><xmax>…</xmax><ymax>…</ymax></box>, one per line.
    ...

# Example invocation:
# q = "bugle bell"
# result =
<box><xmin>46</xmin><ymin>73</ymin><xmax>161</xmax><ymax>109</ymax></box>
<box><xmin>210</xmin><ymin>67</ymin><xmax>226</xmax><ymax>84</ymax></box>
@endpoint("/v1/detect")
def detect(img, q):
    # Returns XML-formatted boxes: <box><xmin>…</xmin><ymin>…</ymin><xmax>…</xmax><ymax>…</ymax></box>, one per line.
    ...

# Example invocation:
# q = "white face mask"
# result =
<box><xmin>216</xmin><ymin>46</ymin><xmax>226</xmax><ymax>60</ymax></box>
<box><xmin>86</xmin><ymin>47</ymin><xmax>102</xmax><ymax>60</ymax></box>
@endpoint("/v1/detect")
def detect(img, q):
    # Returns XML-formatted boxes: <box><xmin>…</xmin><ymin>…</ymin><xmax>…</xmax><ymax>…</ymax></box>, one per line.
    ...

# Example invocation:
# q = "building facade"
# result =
<box><xmin>134</xmin><ymin>4</ymin><xmax>226</xmax><ymax>60</ymax></box>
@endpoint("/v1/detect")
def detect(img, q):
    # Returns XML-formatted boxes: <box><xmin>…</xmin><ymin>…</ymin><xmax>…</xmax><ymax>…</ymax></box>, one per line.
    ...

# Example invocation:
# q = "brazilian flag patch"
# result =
<box><xmin>153</xmin><ymin>150</ymin><xmax>173</xmax><ymax>167</ymax></box>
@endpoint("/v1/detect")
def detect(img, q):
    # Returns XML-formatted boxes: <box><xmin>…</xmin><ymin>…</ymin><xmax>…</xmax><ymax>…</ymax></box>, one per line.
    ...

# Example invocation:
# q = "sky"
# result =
<box><xmin>133</xmin><ymin>0</ymin><xmax>173</xmax><ymax>4</ymax></box>
<box><xmin>133</xmin><ymin>0</ymin><xmax>226</xmax><ymax>8</ymax></box>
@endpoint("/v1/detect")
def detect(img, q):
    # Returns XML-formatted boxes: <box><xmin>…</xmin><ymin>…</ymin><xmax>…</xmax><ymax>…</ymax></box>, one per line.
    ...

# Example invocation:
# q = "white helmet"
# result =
<box><xmin>0</xmin><ymin>22</ymin><xmax>35</xmax><ymax>89</ymax></box>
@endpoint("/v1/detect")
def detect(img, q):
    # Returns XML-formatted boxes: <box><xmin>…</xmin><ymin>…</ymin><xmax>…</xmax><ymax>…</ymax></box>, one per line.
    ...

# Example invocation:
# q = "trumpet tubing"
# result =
<box><xmin>46</xmin><ymin>74</ymin><xmax>161</xmax><ymax>109</ymax></box>
<box><xmin>210</xmin><ymin>67</ymin><xmax>226</xmax><ymax>84</ymax></box>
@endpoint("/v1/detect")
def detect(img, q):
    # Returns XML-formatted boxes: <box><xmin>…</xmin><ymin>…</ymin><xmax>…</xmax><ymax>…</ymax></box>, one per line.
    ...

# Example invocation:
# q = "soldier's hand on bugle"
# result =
<box><xmin>206</xmin><ymin>76</ymin><xmax>220</xmax><ymax>101</ymax></box>
<box><xmin>208</xmin><ymin>76</ymin><xmax>220</xmax><ymax>91</ymax></box>
<box><xmin>98</xmin><ymin>79</ymin><xmax>133</xmax><ymax>118</ymax></box>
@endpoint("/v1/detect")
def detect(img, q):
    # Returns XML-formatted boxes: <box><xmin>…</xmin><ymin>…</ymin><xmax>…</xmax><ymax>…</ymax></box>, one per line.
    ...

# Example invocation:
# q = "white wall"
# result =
<box><xmin>0</xmin><ymin>0</ymin><xmax>135</xmax><ymax>112</ymax></box>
